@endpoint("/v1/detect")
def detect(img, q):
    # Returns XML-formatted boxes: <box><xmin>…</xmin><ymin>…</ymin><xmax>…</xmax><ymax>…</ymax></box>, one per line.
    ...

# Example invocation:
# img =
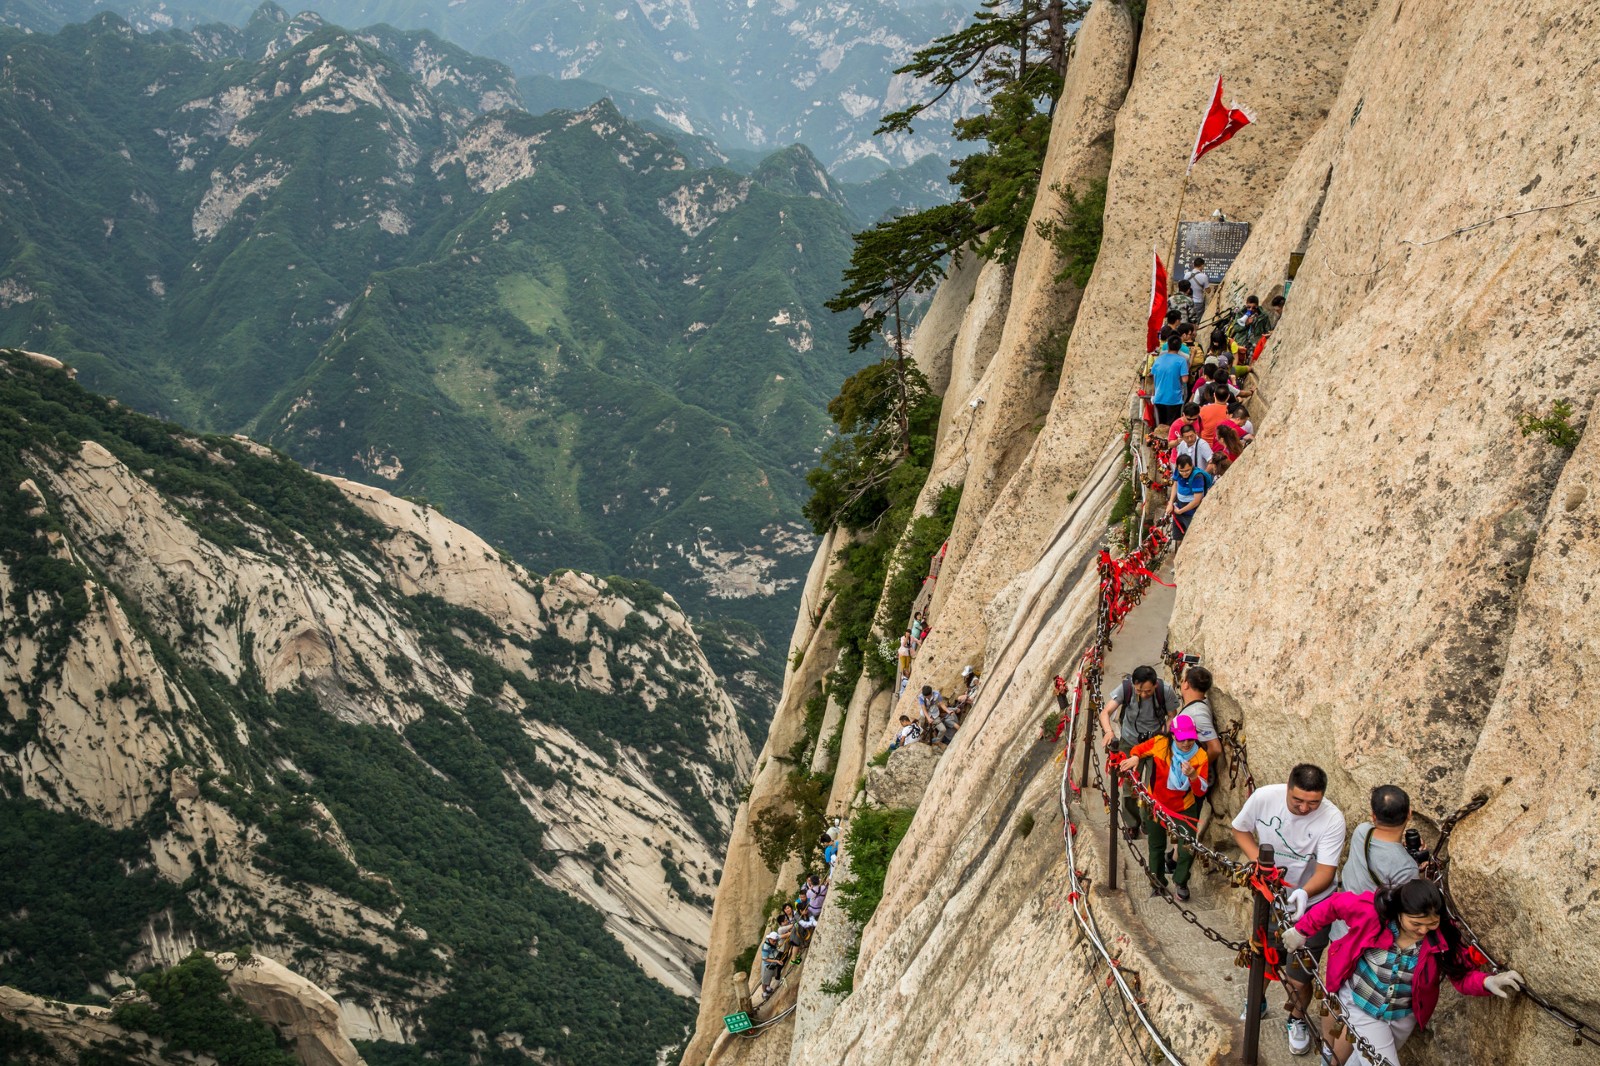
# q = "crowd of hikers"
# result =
<box><xmin>1105</xmin><ymin>269</ymin><xmax>1523</xmax><ymax>1063</ymax></box>
<box><xmin>756</xmin><ymin>832</ymin><xmax>838</xmax><ymax>1000</ymax></box>
<box><xmin>1144</xmin><ymin>265</ymin><xmax>1277</xmax><ymax>544</ymax></box>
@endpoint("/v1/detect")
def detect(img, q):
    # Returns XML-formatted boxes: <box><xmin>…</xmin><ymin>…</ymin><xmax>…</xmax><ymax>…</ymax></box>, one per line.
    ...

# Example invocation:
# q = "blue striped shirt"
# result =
<box><xmin>1348</xmin><ymin>922</ymin><xmax>1420</xmax><ymax>1020</ymax></box>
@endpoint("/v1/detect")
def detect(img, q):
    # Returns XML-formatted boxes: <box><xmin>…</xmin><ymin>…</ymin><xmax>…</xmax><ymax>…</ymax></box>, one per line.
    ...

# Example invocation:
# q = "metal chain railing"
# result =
<box><xmin>1429</xmin><ymin>797</ymin><xmax>1600</xmax><ymax>1050</ymax></box>
<box><xmin>1113</xmin><ymin>804</ymin><xmax>1250</xmax><ymax>953</ymax></box>
<box><xmin>1059</xmin><ymin>645</ymin><xmax>1188</xmax><ymax>1066</ymax></box>
<box><xmin>1117</xmin><ymin>762</ymin><xmax>1249</xmax><ymax>878</ymax></box>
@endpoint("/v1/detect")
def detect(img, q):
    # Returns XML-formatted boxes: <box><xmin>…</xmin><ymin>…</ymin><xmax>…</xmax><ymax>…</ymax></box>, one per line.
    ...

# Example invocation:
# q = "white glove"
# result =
<box><xmin>1281</xmin><ymin>927</ymin><xmax>1307</xmax><ymax>953</ymax></box>
<box><xmin>1483</xmin><ymin>971</ymin><xmax>1524</xmax><ymax>999</ymax></box>
<box><xmin>1285</xmin><ymin>888</ymin><xmax>1309</xmax><ymax>922</ymax></box>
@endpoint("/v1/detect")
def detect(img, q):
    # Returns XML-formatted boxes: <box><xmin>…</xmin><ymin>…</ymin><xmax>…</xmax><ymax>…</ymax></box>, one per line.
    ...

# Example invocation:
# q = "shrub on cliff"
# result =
<box><xmin>111</xmin><ymin>953</ymin><xmax>297</xmax><ymax>1066</ymax></box>
<box><xmin>821</xmin><ymin>806</ymin><xmax>916</xmax><ymax>995</ymax></box>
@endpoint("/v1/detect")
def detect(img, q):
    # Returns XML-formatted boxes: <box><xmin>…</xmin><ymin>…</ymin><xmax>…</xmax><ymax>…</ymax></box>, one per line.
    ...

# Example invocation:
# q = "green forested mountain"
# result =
<box><xmin>0</xmin><ymin>10</ymin><xmax>868</xmax><ymax>717</ymax></box>
<box><xmin>0</xmin><ymin>349</ymin><xmax>750</xmax><ymax>1063</ymax></box>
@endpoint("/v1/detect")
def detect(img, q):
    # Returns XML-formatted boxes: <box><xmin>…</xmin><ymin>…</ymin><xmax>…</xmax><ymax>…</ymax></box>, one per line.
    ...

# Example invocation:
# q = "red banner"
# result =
<box><xmin>1189</xmin><ymin>75</ymin><xmax>1254</xmax><ymax>172</ymax></box>
<box><xmin>1145</xmin><ymin>247</ymin><xmax>1168</xmax><ymax>354</ymax></box>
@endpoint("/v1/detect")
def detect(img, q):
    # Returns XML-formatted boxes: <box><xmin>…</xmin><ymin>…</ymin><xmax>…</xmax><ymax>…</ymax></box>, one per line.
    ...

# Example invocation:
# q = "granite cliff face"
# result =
<box><xmin>0</xmin><ymin>350</ymin><xmax>751</xmax><ymax>1063</ymax></box>
<box><xmin>686</xmin><ymin>0</ymin><xmax>1600</xmax><ymax>1063</ymax></box>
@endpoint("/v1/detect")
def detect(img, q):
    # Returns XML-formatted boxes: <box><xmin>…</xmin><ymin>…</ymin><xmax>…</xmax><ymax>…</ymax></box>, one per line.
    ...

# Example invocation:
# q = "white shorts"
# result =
<box><xmin>1339</xmin><ymin>984</ymin><xmax>1417</xmax><ymax>1066</ymax></box>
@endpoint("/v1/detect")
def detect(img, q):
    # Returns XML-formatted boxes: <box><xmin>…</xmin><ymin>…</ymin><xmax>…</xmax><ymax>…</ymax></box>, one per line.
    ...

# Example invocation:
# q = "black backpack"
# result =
<box><xmin>1209</xmin><ymin>317</ymin><xmax>1230</xmax><ymax>354</ymax></box>
<box><xmin>1118</xmin><ymin>675</ymin><xmax>1167</xmax><ymax>742</ymax></box>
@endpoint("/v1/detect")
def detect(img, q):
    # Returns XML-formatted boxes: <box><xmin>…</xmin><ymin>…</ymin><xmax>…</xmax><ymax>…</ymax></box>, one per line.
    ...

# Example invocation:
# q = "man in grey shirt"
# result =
<box><xmin>1333</xmin><ymin>784</ymin><xmax>1420</xmax><ymax>940</ymax></box>
<box><xmin>1099</xmin><ymin>664</ymin><xmax>1180</xmax><ymax>830</ymax></box>
<box><xmin>1176</xmin><ymin>666</ymin><xmax>1223</xmax><ymax>835</ymax></box>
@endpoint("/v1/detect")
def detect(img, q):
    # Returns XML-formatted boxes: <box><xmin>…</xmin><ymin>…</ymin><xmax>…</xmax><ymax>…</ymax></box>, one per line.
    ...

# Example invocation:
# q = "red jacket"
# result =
<box><xmin>1296</xmin><ymin>891</ymin><xmax>1490</xmax><ymax>1029</ymax></box>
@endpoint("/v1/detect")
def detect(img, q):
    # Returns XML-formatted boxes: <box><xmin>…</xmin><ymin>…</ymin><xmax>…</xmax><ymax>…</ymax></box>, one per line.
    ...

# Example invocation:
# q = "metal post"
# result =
<box><xmin>1080</xmin><ymin>709</ymin><xmax>1094</xmax><ymax>790</ymax></box>
<box><xmin>1107</xmin><ymin>762</ymin><xmax>1121</xmax><ymax>892</ymax></box>
<box><xmin>1242</xmin><ymin>843</ymin><xmax>1275</xmax><ymax>1065</ymax></box>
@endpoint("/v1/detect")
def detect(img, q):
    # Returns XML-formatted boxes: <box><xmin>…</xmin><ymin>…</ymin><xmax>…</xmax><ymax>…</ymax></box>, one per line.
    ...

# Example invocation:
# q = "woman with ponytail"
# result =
<box><xmin>1282</xmin><ymin>879</ymin><xmax>1522</xmax><ymax>1064</ymax></box>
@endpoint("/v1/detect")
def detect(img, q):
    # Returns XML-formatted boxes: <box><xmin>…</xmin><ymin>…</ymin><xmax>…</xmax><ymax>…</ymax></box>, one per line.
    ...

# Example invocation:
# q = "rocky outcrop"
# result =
<box><xmin>0</xmin><ymin>952</ymin><xmax>364</xmax><ymax>1066</ymax></box>
<box><xmin>689</xmin><ymin>0</ymin><xmax>1599</xmax><ymax>1063</ymax></box>
<box><xmin>1</xmin><ymin>352</ymin><xmax>751</xmax><ymax>1043</ymax></box>
<box><xmin>862</xmin><ymin>744</ymin><xmax>939</xmax><ymax>810</ymax></box>
<box><xmin>217</xmin><ymin>952</ymin><xmax>363</xmax><ymax>1066</ymax></box>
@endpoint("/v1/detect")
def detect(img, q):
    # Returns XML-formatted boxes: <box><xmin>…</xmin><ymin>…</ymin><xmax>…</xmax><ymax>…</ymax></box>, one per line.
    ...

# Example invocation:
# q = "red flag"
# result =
<box><xmin>1145</xmin><ymin>248</ymin><xmax>1168</xmax><ymax>354</ymax></box>
<box><xmin>1189</xmin><ymin>75</ymin><xmax>1254</xmax><ymax>172</ymax></box>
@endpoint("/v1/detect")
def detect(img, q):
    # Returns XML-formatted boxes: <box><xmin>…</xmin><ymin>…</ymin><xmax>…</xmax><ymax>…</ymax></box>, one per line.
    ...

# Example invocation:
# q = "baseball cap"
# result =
<box><xmin>1170</xmin><ymin>715</ymin><xmax>1198</xmax><ymax>741</ymax></box>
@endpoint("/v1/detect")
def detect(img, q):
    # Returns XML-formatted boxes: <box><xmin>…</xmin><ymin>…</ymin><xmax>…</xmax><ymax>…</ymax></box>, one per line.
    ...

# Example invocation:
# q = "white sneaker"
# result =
<box><xmin>1286</xmin><ymin>1015</ymin><xmax>1313</xmax><ymax>1056</ymax></box>
<box><xmin>1239</xmin><ymin>998</ymin><xmax>1269</xmax><ymax>1021</ymax></box>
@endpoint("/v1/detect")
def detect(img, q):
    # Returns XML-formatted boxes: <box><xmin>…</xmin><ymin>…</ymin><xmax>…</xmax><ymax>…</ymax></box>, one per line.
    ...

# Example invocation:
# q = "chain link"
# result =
<box><xmin>1114</xmin><ymin>812</ymin><xmax>1249</xmax><ymax>952</ymax></box>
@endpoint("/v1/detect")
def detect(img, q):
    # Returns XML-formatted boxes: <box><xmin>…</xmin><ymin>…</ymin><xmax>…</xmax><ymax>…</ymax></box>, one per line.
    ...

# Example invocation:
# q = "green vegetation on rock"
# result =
<box><xmin>820</xmin><ymin>806</ymin><xmax>916</xmax><ymax>996</ymax></box>
<box><xmin>110</xmin><ymin>954</ymin><xmax>298</xmax><ymax>1066</ymax></box>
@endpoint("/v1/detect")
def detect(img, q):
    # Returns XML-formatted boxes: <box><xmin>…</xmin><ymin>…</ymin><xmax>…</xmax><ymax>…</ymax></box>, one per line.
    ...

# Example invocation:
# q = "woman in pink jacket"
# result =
<box><xmin>1283</xmin><ymin>879</ymin><xmax>1522</xmax><ymax>1065</ymax></box>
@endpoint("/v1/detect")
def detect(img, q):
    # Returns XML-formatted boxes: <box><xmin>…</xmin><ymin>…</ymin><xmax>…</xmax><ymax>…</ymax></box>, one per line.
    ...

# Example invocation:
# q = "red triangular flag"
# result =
<box><xmin>1145</xmin><ymin>248</ymin><xmax>1168</xmax><ymax>354</ymax></box>
<box><xmin>1189</xmin><ymin>75</ymin><xmax>1254</xmax><ymax>172</ymax></box>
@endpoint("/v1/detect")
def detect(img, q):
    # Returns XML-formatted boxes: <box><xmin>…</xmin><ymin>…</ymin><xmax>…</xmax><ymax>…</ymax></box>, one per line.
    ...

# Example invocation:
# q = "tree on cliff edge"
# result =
<box><xmin>861</xmin><ymin>0</ymin><xmax>1086</xmax><ymax>269</ymax></box>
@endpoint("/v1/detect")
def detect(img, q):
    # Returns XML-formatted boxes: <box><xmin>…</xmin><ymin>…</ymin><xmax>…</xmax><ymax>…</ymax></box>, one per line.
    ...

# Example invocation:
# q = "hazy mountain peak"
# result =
<box><xmin>751</xmin><ymin>142</ymin><xmax>845</xmax><ymax>206</ymax></box>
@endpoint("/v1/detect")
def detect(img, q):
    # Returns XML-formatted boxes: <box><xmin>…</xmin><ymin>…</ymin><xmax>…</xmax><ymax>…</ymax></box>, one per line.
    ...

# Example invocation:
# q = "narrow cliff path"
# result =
<box><xmin>1077</xmin><ymin>559</ymin><xmax>1298</xmax><ymax>1066</ymax></box>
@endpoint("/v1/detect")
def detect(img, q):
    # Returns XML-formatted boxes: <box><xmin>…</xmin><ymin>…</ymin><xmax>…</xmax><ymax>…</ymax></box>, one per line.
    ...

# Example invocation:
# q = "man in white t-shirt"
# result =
<box><xmin>1231</xmin><ymin>763</ymin><xmax>1346</xmax><ymax>1057</ymax></box>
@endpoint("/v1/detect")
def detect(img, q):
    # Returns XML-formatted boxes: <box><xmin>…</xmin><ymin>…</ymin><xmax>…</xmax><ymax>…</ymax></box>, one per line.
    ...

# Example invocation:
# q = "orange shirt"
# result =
<box><xmin>1198</xmin><ymin>402</ymin><xmax>1232</xmax><ymax>446</ymax></box>
<box><xmin>1130</xmin><ymin>735</ymin><xmax>1210</xmax><ymax>814</ymax></box>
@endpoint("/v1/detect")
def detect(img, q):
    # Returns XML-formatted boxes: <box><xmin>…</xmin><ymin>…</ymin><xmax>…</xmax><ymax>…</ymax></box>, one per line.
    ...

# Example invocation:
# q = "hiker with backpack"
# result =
<box><xmin>890</xmin><ymin>714</ymin><xmax>922</xmax><ymax>751</ymax></box>
<box><xmin>1099</xmin><ymin>664</ymin><xmax>1181</xmax><ymax>830</ymax></box>
<box><xmin>1175</xmin><ymin>421</ymin><xmax>1215</xmax><ymax>475</ymax></box>
<box><xmin>1120</xmin><ymin>713</ymin><xmax>1211</xmax><ymax>901</ymax></box>
<box><xmin>1167</xmin><ymin>452</ymin><xmax>1214</xmax><ymax>542</ymax></box>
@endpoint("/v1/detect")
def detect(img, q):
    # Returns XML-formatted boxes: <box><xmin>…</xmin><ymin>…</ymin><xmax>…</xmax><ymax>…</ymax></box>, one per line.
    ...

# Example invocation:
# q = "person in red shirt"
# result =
<box><xmin>1166</xmin><ymin>401</ymin><xmax>1203</xmax><ymax>444</ymax></box>
<box><xmin>1122</xmin><ymin>714</ymin><xmax>1210</xmax><ymax>900</ymax></box>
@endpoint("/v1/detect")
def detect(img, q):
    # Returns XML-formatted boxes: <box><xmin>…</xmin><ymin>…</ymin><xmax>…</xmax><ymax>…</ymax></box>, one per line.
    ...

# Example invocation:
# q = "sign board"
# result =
<box><xmin>724</xmin><ymin>1012</ymin><xmax>753</xmax><ymax>1034</ymax></box>
<box><xmin>1174</xmin><ymin>221</ymin><xmax>1252</xmax><ymax>286</ymax></box>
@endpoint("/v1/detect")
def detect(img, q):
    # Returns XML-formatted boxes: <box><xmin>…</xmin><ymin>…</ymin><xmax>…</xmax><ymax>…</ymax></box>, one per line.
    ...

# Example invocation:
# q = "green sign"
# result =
<box><xmin>724</xmin><ymin>1011</ymin><xmax>752</xmax><ymax>1034</ymax></box>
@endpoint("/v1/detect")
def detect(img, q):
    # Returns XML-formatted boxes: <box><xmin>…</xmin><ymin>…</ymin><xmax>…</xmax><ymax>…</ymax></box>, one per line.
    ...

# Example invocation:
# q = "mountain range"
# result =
<box><xmin>0</xmin><ymin>6</ymin><xmax>910</xmax><ymax>728</ymax></box>
<box><xmin>0</xmin><ymin>0</ymin><xmax>979</xmax><ymax>177</ymax></box>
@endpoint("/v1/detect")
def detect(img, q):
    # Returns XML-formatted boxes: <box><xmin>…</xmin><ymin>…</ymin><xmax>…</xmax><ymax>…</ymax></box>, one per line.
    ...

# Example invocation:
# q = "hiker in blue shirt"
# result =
<box><xmin>1150</xmin><ymin>339</ymin><xmax>1190</xmax><ymax>427</ymax></box>
<box><xmin>1166</xmin><ymin>452</ymin><xmax>1214</xmax><ymax>542</ymax></box>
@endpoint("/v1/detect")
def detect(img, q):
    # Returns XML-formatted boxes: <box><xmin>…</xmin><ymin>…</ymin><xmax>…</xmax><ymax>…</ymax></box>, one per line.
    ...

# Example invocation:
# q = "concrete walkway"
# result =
<box><xmin>1075</xmin><ymin>556</ymin><xmax>1301</xmax><ymax>1066</ymax></box>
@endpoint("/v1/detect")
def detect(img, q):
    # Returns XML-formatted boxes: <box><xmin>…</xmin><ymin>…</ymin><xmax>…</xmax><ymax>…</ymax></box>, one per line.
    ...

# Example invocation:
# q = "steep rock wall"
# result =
<box><xmin>1165</xmin><ymin>0</ymin><xmax>1600</xmax><ymax>1059</ymax></box>
<box><xmin>692</xmin><ymin>0</ymin><xmax>1600</xmax><ymax>1063</ymax></box>
<box><xmin>920</xmin><ymin>0</ymin><xmax>1378</xmax><ymax>699</ymax></box>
